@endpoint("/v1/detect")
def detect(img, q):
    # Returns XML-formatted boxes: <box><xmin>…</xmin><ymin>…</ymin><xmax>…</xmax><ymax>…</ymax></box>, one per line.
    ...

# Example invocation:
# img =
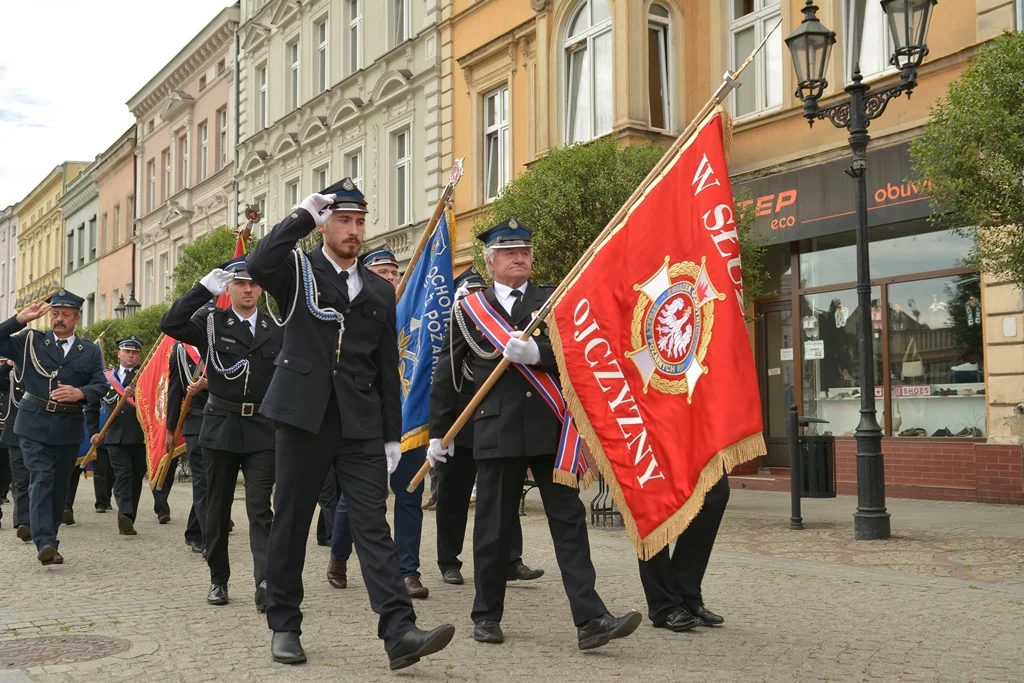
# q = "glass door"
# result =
<box><xmin>757</xmin><ymin>303</ymin><xmax>795</xmax><ymax>467</ymax></box>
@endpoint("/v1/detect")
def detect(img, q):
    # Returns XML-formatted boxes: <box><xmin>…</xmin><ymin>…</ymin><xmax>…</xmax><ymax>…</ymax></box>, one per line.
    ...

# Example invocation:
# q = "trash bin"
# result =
<box><xmin>799</xmin><ymin>434</ymin><xmax>836</xmax><ymax>498</ymax></box>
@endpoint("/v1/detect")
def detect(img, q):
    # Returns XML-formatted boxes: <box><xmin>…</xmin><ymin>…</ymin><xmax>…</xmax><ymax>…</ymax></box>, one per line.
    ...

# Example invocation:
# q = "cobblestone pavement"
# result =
<box><xmin>1</xmin><ymin>480</ymin><xmax>1022</xmax><ymax>682</ymax></box>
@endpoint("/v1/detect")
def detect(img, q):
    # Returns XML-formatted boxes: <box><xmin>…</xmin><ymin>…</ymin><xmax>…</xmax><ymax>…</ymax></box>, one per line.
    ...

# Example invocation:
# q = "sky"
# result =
<box><xmin>0</xmin><ymin>0</ymin><xmax>234</xmax><ymax>208</ymax></box>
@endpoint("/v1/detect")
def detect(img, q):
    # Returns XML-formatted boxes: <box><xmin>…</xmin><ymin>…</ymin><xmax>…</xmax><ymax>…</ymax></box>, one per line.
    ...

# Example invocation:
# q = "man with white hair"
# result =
<box><xmin>429</xmin><ymin>218</ymin><xmax>641</xmax><ymax>649</ymax></box>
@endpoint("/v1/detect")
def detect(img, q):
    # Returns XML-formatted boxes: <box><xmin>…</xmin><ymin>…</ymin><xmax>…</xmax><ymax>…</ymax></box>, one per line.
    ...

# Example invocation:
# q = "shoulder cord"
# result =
<box><xmin>265</xmin><ymin>249</ymin><xmax>346</xmax><ymax>362</ymax></box>
<box><xmin>449</xmin><ymin>299</ymin><xmax>496</xmax><ymax>393</ymax></box>
<box><xmin>176</xmin><ymin>344</ymin><xmax>203</xmax><ymax>388</ymax></box>
<box><xmin>453</xmin><ymin>301</ymin><xmax>501</xmax><ymax>360</ymax></box>
<box><xmin>206</xmin><ymin>311</ymin><xmax>250</xmax><ymax>395</ymax></box>
<box><xmin>12</xmin><ymin>330</ymin><xmax>57</xmax><ymax>394</ymax></box>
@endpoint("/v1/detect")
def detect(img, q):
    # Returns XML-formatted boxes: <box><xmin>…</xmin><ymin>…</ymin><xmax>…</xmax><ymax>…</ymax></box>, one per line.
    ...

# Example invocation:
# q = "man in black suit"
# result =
<box><xmin>636</xmin><ymin>474</ymin><xmax>730</xmax><ymax>632</ymax></box>
<box><xmin>434</xmin><ymin>267</ymin><xmax>544</xmax><ymax>587</ymax></box>
<box><xmin>429</xmin><ymin>219</ymin><xmax>641</xmax><ymax>649</ymax></box>
<box><xmin>247</xmin><ymin>180</ymin><xmax>455</xmax><ymax>669</ymax></box>
<box><xmin>91</xmin><ymin>335</ymin><xmax>148</xmax><ymax>535</ymax></box>
<box><xmin>1</xmin><ymin>360</ymin><xmax>30</xmax><ymax>541</ymax></box>
<box><xmin>166</xmin><ymin>341</ymin><xmax>209</xmax><ymax>555</ymax></box>
<box><xmin>160</xmin><ymin>258</ymin><xmax>279</xmax><ymax>611</ymax></box>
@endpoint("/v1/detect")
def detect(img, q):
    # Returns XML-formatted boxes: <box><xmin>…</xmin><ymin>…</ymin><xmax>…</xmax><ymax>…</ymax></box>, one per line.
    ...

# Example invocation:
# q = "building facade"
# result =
<box><xmin>128</xmin><ymin>5</ymin><xmax>240</xmax><ymax>308</ymax></box>
<box><xmin>720</xmin><ymin>1</ymin><xmax>1024</xmax><ymax>503</ymax></box>
<box><xmin>235</xmin><ymin>0</ymin><xmax>444</xmax><ymax>260</ymax></box>
<box><xmin>14</xmin><ymin>162</ymin><xmax>90</xmax><ymax>329</ymax></box>
<box><xmin>94</xmin><ymin>127</ymin><xmax>138</xmax><ymax>321</ymax></box>
<box><xmin>441</xmin><ymin>0</ymin><xmax>707</xmax><ymax>263</ymax></box>
<box><xmin>0</xmin><ymin>206</ymin><xmax>17</xmax><ymax>321</ymax></box>
<box><xmin>60</xmin><ymin>161</ymin><xmax>101</xmax><ymax>326</ymax></box>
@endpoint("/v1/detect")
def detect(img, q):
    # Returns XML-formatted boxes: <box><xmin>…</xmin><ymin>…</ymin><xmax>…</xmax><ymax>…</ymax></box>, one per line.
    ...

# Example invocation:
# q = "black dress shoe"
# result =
<box><xmin>473</xmin><ymin>620</ymin><xmax>504</xmax><ymax>644</ymax></box>
<box><xmin>118</xmin><ymin>515</ymin><xmax>137</xmax><ymax>536</ymax></box>
<box><xmin>38</xmin><ymin>545</ymin><xmax>58</xmax><ymax>565</ymax></box>
<box><xmin>62</xmin><ymin>509</ymin><xmax>75</xmax><ymax>526</ymax></box>
<box><xmin>404</xmin><ymin>574</ymin><xmax>429</xmax><ymax>599</ymax></box>
<box><xmin>191</xmin><ymin>542</ymin><xmax>207</xmax><ymax>554</ymax></box>
<box><xmin>16</xmin><ymin>525</ymin><xmax>31</xmax><ymax>542</ymax></box>
<box><xmin>441</xmin><ymin>568</ymin><xmax>464</xmax><ymax>585</ymax></box>
<box><xmin>255</xmin><ymin>581</ymin><xmax>267</xmax><ymax>613</ymax></box>
<box><xmin>577</xmin><ymin>611</ymin><xmax>642</xmax><ymax>651</ymax></box>
<box><xmin>158</xmin><ymin>514</ymin><xmax>171</xmax><ymax>524</ymax></box>
<box><xmin>506</xmin><ymin>563</ymin><xmax>545</xmax><ymax>581</ymax></box>
<box><xmin>207</xmin><ymin>583</ymin><xmax>229</xmax><ymax>606</ymax></box>
<box><xmin>271</xmin><ymin>631</ymin><xmax>306</xmax><ymax>665</ymax></box>
<box><xmin>691</xmin><ymin>605</ymin><xmax>724</xmax><ymax>627</ymax></box>
<box><xmin>387</xmin><ymin>624</ymin><xmax>456</xmax><ymax>671</ymax></box>
<box><xmin>655</xmin><ymin>607</ymin><xmax>701</xmax><ymax>633</ymax></box>
<box><xmin>95</xmin><ymin>506</ymin><xmax>107</xmax><ymax>513</ymax></box>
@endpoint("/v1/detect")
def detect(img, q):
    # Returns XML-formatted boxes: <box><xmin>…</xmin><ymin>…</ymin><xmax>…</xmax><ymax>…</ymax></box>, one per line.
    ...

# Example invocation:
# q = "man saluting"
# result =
<box><xmin>247</xmin><ymin>180</ymin><xmax>455</xmax><ymax>669</ymax></box>
<box><xmin>0</xmin><ymin>290</ymin><xmax>107</xmax><ymax>565</ymax></box>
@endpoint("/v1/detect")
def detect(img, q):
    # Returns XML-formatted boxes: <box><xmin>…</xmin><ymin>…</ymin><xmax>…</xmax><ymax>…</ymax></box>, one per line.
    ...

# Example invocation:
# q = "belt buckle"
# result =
<box><xmin>241</xmin><ymin>402</ymin><xmax>255</xmax><ymax>417</ymax></box>
<box><xmin>45</xmin><ymin>400</ymin><xmax>59</xmax><ymax>413</ymax></box>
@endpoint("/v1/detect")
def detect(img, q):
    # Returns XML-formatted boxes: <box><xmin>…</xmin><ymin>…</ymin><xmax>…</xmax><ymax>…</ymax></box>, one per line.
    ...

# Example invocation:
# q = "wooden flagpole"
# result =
<box><xmin>394</xmin><ymin>158</ymin><xmax>465</xmax><ymax>302</ymax></box>
<box><xmin>406</xmin><ymin>25</ymin><xmax>780</xmax><ymax>492</ymax></box>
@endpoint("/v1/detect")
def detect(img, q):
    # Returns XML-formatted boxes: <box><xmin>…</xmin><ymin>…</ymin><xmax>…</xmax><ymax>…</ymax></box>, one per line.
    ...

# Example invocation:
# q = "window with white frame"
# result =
<box><xmin>257</xmin><ymin>63</ymin><xmax>268</xmax><ymax>130</ymax></box>
<box><xmin>313</xmin><ymin>166</ymin><xmax>328</xmax><ymax>193</ymax></box>
<box><xmin>288</xmin><ymin>38</ymin><xmax>300</xmax><ymax>110</ymax></box>
<box><xmin>564</xmin><ymin>0</ymin><xmax>613</xmax><ymax>144</ymax></box>
<box><xmin>648</xmin><ymin>4</ymin><xmax>671</xmax><ymax>130</ymax></box>
<box><xmin>89</xmin><ymin>216</ymin><xmax>96</xmax><ymax>261</ymax></box>
<box><xmin>113</xmin><ymin>204</ymin><xmax>121</xmax><ymax>247</ymax></box>
<box><xmin>144</xmin><ymin>259</ymin><xmax>154</xmax><ymax>306</ymax></box>
<box><xmin>846</xmin><ymin>0</ymin><xmax>894</xmax><ymax>80</ymax></box>
<box><xmin>254</xmin><ymin>195</ymin><xmax>267</xmax><ymax>237</ymax></box>
<box><xmin>392</xmin><ymin>0</ymin><xmax>409</xmax><ymax>48</ymax></box>
<box><xmin>347</xmin><ymin>0</ymin><xmax>362</xmax><ymax>75</ymax></box>
<box><xmin>162</xmin><ymin>148</ymin><xmax>171</xmax><ymax>201</ymax></box>
<box><xmin>393</xmin><ymin>128</ymin><xmax>411</xmax><ymax>226</ymax></box>
<box><xmin>177</xmin><ymin>133</ymin><xmax>189</xmax><ymax>190</ymax></box>
<box><xmin>285</xmin><ymin>179</ymin><xmax>299</xmax><ymax>209</ymax></box>
<box><xmin>344</xmin><ymin>149</ymin><xmax>363</xmax><ymax>190</ymax></box>
<box><xmin>66</xmin><ymin>232</ymin><xmax>74</xmax><ymax>271</ymax></box>
<box><xmin>1018</xmin><ymin>0</ymin><xmax>1023</xmax><ymax>30</ymax></box>
<box><xmin>77</xmin><ymin>224</ymin><xmax>85</xmax><ymax>266</ymax></box>
<box><xmin>730</xmin><ymin>0</ymin><xmax>782</xmax><ymax>118</ymax></box>
<box><xmin>199</xmin><ymin>121</ymin><xmax>209</xmax><ymax>180</ymax></box>
<box><xmin>218</xmin><ymin>108</ymin><xmax>228</xmax><ymax>169</ymax></box>
<box><xmin>146</xmin><ymin>160</ymin><xmax>156</xmax><ymax>212</ymax></box>
<box><xmin>316</xmin><ymin>18</ymin><xmax>329</xmax><ymax>94</ymax></box>
<box><xmin>158</xmin><ymin>252</ymin><xmax>169</xmax><ymax>302</ymax></box>
<box><xmin>483</xmin><ymin>85</ymin><xmax>509</xmax><ymax>202</ymax></box>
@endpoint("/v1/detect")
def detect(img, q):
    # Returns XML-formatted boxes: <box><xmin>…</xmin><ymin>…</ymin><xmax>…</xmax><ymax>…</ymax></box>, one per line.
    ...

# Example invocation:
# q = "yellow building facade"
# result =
<box><xmin>14</xmin><ymin>162</ymin><xmax>89</xmax><ymax>329</ymax></box>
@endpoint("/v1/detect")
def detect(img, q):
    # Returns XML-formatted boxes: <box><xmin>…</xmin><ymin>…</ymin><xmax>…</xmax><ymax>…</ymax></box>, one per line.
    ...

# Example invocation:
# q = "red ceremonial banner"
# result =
<box><xmin>549</xmin><ymin>111</ymin><xmax>765</xmax><ymax>559</ymax></box>
<box><xmin>137</xmin><ymin>335</ymin><xmax>187</xmax><ymax>489</ymax></box>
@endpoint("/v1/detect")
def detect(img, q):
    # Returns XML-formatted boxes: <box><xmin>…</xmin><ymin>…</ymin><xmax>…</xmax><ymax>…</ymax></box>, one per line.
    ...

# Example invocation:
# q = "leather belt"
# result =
<box><xmin>22</xmin><ymin>392</ymin><xmax>83</xmax><ymax>414</ymax></box>
<box><xmin>207</xmin><ymin>394</ymin><xmax>260</xmax><ymax>417</ymax></box>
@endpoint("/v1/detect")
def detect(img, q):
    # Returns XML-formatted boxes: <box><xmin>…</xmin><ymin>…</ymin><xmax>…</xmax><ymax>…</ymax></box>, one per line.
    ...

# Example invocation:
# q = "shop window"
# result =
<box><xmin>761</xmin><ymin>243</ymin><xmax>793</xmax><ymax>298</ymax></box>
<box><xmin>729</xmin><ymin>0</ymin><xmax>782</xmax><ymax>118</ymax></box>
<box><xmin>564</xmin><ymin>0</ymin><xmax>613</xmax><ymax>144</ymax></box>
<box><xmin>648</xmin><ymin>4</ymin><xmax>671</xmax><ymax>131</ymax></box>
<box><xmin>800</xmin><ymin>287</ymin><xmax>883</xmax><ymax>437</ymax></box>
<box><xmin>888</xmin><ymin>274</ymin><xmax>984</xmax><ymax>438</ymax></box>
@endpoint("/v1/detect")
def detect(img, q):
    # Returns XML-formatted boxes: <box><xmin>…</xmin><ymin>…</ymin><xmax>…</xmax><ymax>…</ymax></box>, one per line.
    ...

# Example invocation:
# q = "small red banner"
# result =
<box><xmin>136</xmin><ymin>335</ymin><xmax>187</xmax><ymax>489</ymax></box>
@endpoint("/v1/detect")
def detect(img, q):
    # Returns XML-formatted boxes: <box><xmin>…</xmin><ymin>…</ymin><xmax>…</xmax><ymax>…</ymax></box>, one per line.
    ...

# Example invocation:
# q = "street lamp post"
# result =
<box><xmin>785</xmin><ymin>0</ymin><xmax>937</xmax><ymax>540</ymax></box>
<box><xmin>114</xmin><ymin>295</ymin><xmax>126</xmax><ymax>320</ymax></box>
<box><xmin>125</xmin><ymin>286</ymin><xmax>141</xmax><ymax>318</ymax></box>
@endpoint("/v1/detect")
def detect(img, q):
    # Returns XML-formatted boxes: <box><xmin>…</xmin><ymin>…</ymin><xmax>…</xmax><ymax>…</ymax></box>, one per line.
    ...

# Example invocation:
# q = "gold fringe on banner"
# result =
<box><xmin>401</xmin><ymin>425</ymin><xmax>430</xmax><ymax>453</ymax></box>
<box><xmin>549</xmin><ymin>316</ymin><xmax>766</xmax><ymax>560</ymax></box>
<box><xmin>720</xmin><ymin>107</ymin><xmax>734</xmax><ymax>164</ymax></box>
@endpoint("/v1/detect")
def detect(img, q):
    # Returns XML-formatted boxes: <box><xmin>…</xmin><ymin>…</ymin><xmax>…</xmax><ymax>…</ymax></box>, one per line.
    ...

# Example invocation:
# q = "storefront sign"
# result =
<box><xmin>734</xmin><ymin>141</ymin><xmax>933</xmax><ymax>244</ymax></box>
<box><xmin>804</xmin><ymin>340</ymin><xmax>825</xmax><ymax>360</ymax></box>
<box><xmin>780</xmin><ymin>348</ymin><xmax>794</xmax><ymax>361</ymax></box>
<box><xmin>873</xmin><ymin>385</ymin><xmax>933</xmax><ymax>398</ymax></box>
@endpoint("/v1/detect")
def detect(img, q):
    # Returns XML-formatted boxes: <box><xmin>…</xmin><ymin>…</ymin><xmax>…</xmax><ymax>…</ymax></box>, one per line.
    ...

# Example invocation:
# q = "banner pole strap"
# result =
<box><xmin>405</xmin><ymin>25</ymin><xmax>780</xmax><ymax>493</ymax></box>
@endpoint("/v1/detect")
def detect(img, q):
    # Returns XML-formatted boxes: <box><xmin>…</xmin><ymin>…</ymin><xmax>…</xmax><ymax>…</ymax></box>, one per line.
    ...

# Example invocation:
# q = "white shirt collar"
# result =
<box><xmin>54</xmin><ymin>333</ymin><xmax>76</xmax><ymax>347</ymax></box>
<box><xmin>232</xmin><ymin>308</ymin><xmax>259</xmax><ymax>331</ymax></box>
<box><xmin>322</xmin><ymin>248</ymin><xmax>358</xmax><ymax>278</ymax></box>
<box><xmin>118</xmin><ymin>364</ymin><xmax>134</xmax><ymax>376</ymax></box>
<box><xmin>493</xmin><ymin>281</ymin><xmax>527</xmax><ymax>302</ymax></box>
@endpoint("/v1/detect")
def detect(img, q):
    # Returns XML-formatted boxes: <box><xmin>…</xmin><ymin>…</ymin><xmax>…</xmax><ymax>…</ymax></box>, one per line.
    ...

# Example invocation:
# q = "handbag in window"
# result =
<box><xmin>901</xmin><ymin>337</ymin><xmax>925</xmax><ymax>379</ymax></box>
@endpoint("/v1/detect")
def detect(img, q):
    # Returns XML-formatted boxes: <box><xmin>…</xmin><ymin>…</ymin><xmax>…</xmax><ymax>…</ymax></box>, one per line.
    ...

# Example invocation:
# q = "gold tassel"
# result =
<box><xmin>551</xmin><ymin>468</ymin><xmax>580</xmax><ymax>489</ymax></box>
<box><xmin>718</xmin><ymin>106</ymin><xmax>734</xmax><ymax>164</ymax></box>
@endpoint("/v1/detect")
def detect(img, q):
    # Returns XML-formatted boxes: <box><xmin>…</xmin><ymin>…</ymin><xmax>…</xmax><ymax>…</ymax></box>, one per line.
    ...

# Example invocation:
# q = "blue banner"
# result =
<box><xmin>396</xmin><ymin>210</ymin><xmax>456</xmax><ymax>451</ymax></box>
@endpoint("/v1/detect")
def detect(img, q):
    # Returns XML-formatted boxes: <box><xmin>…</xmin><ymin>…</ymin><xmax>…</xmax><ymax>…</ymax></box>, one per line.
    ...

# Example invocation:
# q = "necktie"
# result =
<box><xmin>338</xmin><ymin>270</ymin><xmax>351</xmax><ymax>306</ymax></box>
<box><xmin>510</xmin><ymin>289</ymin><xmax>523</xmax><ymax>321</ymax></box>
<box><xmin>59</xmin><ymin>339</ymin><xmax>69</xmax><ymax>358</ymax></box>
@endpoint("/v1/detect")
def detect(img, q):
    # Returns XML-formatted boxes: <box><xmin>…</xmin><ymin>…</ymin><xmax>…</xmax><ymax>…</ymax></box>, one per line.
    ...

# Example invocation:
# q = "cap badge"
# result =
<box><xmin>342</xmin><ymin>178</ymin><xmax>355</xmax><ymax>191</ymax></box>
<box><xmin>509</xmin><ymin>218</ymin><xmax>518</xmax><ymax>229</ymax></box>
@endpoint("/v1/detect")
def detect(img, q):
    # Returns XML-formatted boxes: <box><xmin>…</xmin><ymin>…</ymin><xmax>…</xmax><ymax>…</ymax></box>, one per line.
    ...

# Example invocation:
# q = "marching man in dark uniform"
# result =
<box><xmin>166</xmin><ymin>340</ymin><xmax>209</xmax><ymax>555</ymax></box>
<box><xmin>91</xmin><ymin>335</ymin><xmax>150</xmax><ymax>535</ymax></box>
<box><xmin>247</xmin><ymin>180</ymin><xmax>455</xmax><ymax>669</ymax></box>
<box><xmin>1</xmin><ymin>359</ymin><xmax>30</xmax><ymax>542</ymax></box>
<box><xmin>160</xmin><ymin>258</ymin><xmax>279</xmax><ymax>610</ymax></box>
<box><xmin>429</xmin><ymin>220</ymin><xmax>641</xmax><ymax>648</ymax></box>
<box><xmin>0</xmin><ymin>290</ymin><xmax>108</xmax><ymax>564</ymax></box>
<box><xmin>434</xmin><ymin>267</ymin><xmax>544</xmax><ymax>586</ymax></box>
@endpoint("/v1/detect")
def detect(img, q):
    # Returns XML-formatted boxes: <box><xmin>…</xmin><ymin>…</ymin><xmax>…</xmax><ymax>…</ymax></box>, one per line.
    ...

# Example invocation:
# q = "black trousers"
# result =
<box><xmin>473</xmin><ymin>455</ymin><xmax>606</xmax><ymax>626</ymax></box>
<box><xmin>183</xmin><ymin>434</ymin><xmax>206</xmax><ymax>544</ymax></box>
<box><xmin>637</xmin><ymin>475</ymin><xmax>730</xmax><ymax>624</ymax></box>
<box><xmin>0</xmin><ymin>446</ymin><xmax>10</xmax><ymax>497</ymax></box>
<box><xmin>65</xmin><ymin>464</ymin><xmax>84</xmax><ymax>511</ymax></box>
<box><xmin>152</xmin><ymin>457</ymin><xmax>178</xmax><ymax>518</ymax></box>
<box><xmin>204</xmin><ymin>446</ymin><xmax>274</xmax><ymax>587</ymax></box>
<box><xmin>108</xmin><ymin>444</ymin><xmax>146</xmax><ymax>522</ymax></box>
<box><xmin>93</xmin><ymin>446</ymin><xmax>113</xmax><ymax>509</ymax></box>
<box><xmin>316</xmin><ymin>466</ymin><xmax>338</xmax><ymax>545</ymax></box>
<box><xmin>8</xmin><ymin>446</ymin><xmax>29</xmax><ymax>528</ymax></box>
<box><xmin>265</xmin><ymin>397</ymin><xmax>415</xmax><ymax>652</ymax></box>
<box><xmin>436</xmin><ymin>445</ymin><xmax>524</xmax><ymax>574</ymax></box>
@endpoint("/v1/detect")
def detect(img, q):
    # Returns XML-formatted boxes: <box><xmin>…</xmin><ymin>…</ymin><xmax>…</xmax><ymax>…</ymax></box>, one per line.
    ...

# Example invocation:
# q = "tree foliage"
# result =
<box><xmin>473</xmin><ymin>136</ymin><xmax>770</xmax><ymax>314</ymax></box>
<box><xmin>82</xmin><ymin>303</ymin><xmax>170</xmax><ymax>368</ymax></box>
<box><xmin>170</xmin><ymin>227</ymin><xmax>239</xmax><ymax>301</ymax></box>
<box><xmin>910</xmin><ymin>31</ymin><xmax>1024</xmax><ymax>287</ymax></box>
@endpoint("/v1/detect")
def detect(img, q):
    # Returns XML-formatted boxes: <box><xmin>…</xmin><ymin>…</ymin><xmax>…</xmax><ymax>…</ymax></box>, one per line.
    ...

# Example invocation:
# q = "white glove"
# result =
<box><xmin>385</xmin><ymin>441</ymin><xmax>402</xmax><ymax>475</ymax></box>
<box><xmin>503</xmin><ymin>332</ymin><xmax>541</xmax><ymax>365</ymax></box>
<box><xmin>454</xmin><ymin>283</ymin><xmax>471</xmax><ymax>302</ymax></box>
<box><xmin>298</xmin><ymin>192</ymin><xmax>336</xmax><ymax>227</ymax></box>
<box><xmin>200</xmin><ymin>268</ymin><xmax>233</xmax><ymax>297</ymax></box>
<box><xmin>427</xmin><ymin>438</ymin><xmax>453</xmax><ymax>467</ymax></box>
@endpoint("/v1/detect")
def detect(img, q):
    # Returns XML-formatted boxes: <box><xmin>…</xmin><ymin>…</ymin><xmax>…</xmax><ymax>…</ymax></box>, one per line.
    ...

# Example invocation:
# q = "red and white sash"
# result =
<box><xmin>459</xmin><ymin>291</ymin><xmax>587</xmax><ymax>486</ymax></box>
<box><xmin>105</xmin><ymin>369</ymin><xmax>136</xmax><ymax>407</ymax></box>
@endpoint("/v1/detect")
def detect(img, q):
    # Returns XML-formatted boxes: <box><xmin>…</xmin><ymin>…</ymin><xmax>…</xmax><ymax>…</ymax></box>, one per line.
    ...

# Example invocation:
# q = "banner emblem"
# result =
<box><xmin>628</xmin><ymin>257</ymin><xmax>724</xmax><ymax>400</ymax></box>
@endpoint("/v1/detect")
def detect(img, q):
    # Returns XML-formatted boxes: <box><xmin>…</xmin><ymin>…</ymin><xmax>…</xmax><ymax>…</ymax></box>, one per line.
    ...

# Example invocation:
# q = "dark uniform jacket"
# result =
<box><xmin>245</xmin><ymin>208</ymin><xmax>401</xmax><ymax>441</ymax></box>
<box><xmin>0</xmin><ymin>362</ymin><xmax>10</xmax><ymax>434</ymax></box>
<box><xmin>101</xmin><ymin>366</ymin><xmax>145</xmax><ymax>445</ymax></box>
<box><xmin>166</xmin><ymin>341</ymin><xmax>207</xmax><ymax>438</ymax></box>
<box><xmin>160</xmin><ymin>287</ymin><xmax>282</xmax><ymax>454</ymax></box>
<box><xmin>0</xmin><ymin>318</ymin><xmax>108</xmax><ymax>446</ymax></box>
<box><xmin>0</xmin><ymin>371</ymin><xmax>24</xmax><ymax>448</ymax></box>
<box><xmin>430</xmin><ymin>283</ymin><xmax>561</xmax><ymax>460</ymax></box>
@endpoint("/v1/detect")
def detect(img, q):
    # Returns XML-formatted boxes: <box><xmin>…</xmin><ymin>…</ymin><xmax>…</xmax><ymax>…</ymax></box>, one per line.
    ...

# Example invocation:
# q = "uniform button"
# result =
<box><xmin>525</xmin><ymin>391</ymin><xmax>533</xmax><ymax>398</ymax></box>
<box><xmin>345</xmin><ymin>309</ymin><xmax>351</xmax><ymax>314</ymax></box>
<box><xmin>283</xmin><ymin>359</ymin><xmax>289</xmax><ymax>365</ymax></box>
<box><xmin>332</xmin><ymin>370</ymin><xmax>337</xmax><ymax>375</ymax></box>
<box><xmin>291</xmin><ymin>212</ymin><xmax>299</xmax><ymax>219</ymax></box>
